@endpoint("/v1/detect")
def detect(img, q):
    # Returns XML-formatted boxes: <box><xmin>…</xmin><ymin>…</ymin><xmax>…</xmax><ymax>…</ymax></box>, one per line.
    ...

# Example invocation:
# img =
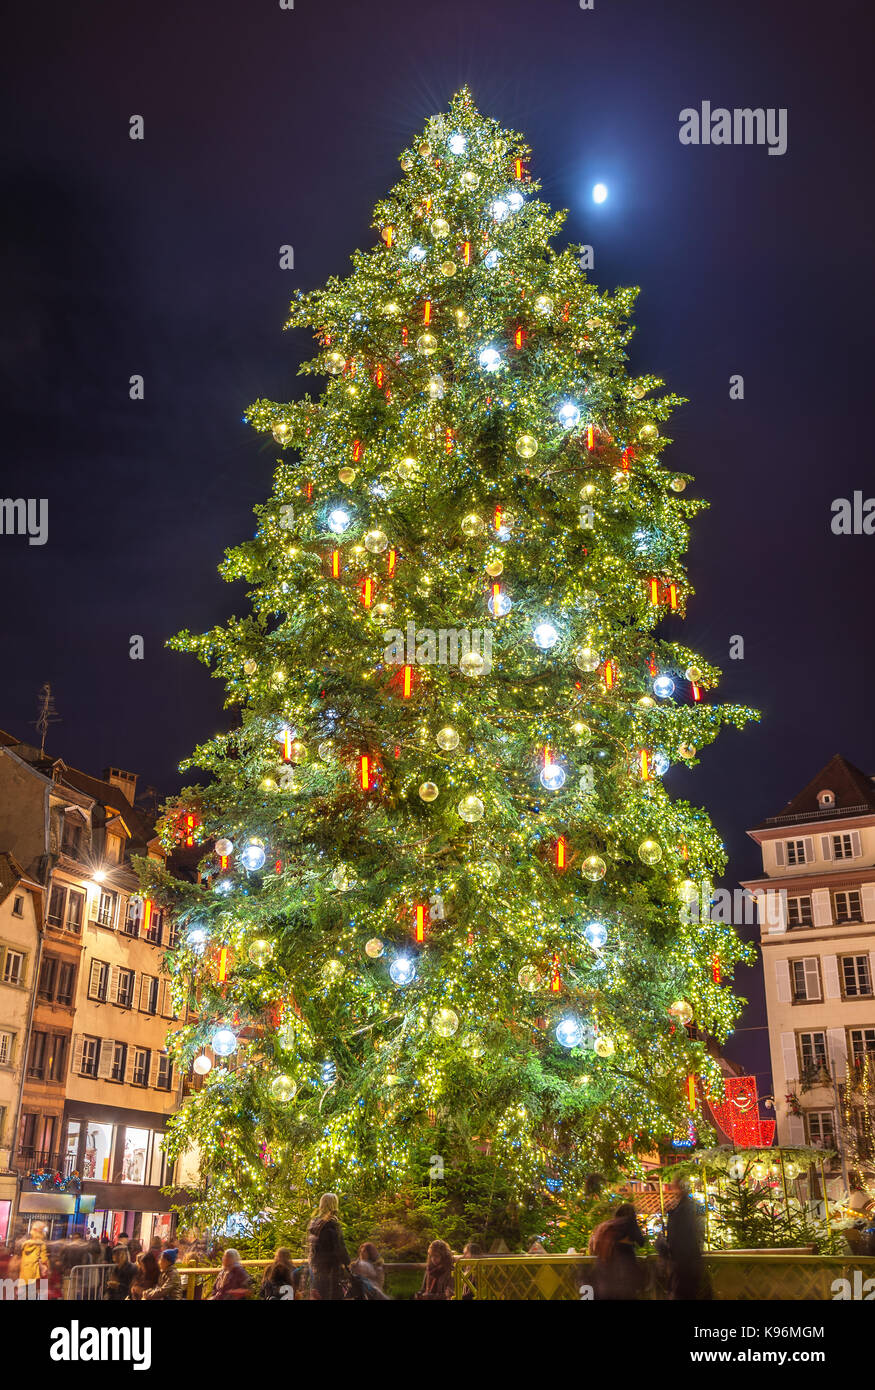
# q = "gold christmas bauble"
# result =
<box><xmin>461</xmin><ymin>513</ymin><xmax>486</xmax><ymax>537</ymax></box>
<box><xmin>485</xmin><ymin>559</ymin><xmax>504</xmax><ymax>577</ymax></box>
<box><xmin>638</xmin><ymin>839</ymin><xmax>663</xmax><ymax>866</ymax></box>
<box><xmin>325</xmin><ymin>351</ymin><xmax>345</xmax><ymax>375</ymax></box>
<box><xmin>461</xmin><ymin>170</ymin><xmax>480</xmax><ymax>189</ymax></box>
<box><xmin>581</xmin><ymin>854</ymin><xmax>607</xmax><ymax>881</ymax></box>
<box><xmin>515</xmin><ymin>434</ymin><xmax>538</xmax><ymax>459</ymax></box>
<box><xmin>454</xmin><ymin>308</ymin><xmax>470</xmax><ymax>327</ymax></box>
<box><xmin>416</xmin><ymin>332</ymin><xmax>438</xmax><ymax>356</ymax></box>
<box><xmin>400</xmin><ymin>155</ymin><xmax>414</xmax><ymax>172</ymax></box>
<box><xmin>430</xmin><ymin>218</ymin><xmax>450</xmax><ymax>239</ymax></box>
<box><xmin>670</xmin><ymin>477</ymin><xmax>687</xmax><ymax>492</ymax></box>
<box><xmin>440</xmin><ymin>261</ymin><xmax>457</xmax><ymax>277</ymax></box>
<box><xmin>534</xmin><ymin>295</ymin><xmax>554</xmax><ymax>316</ymax></box>
<box><xmin>338</xmin><ymin>467</ymin><xmax>356</xmax><ymax>483</ymax></box>
<box><xmin>418</xmin><ymin>141</ymin><xmax>431</xmax><ymax>157</ymax></box>
<box><xmin>638</xmin><ymin>422</ymin><xmax>659</xmax><ymax>443</ymax></box>
<box><xmin>436</xmin><ymin>726</ymin><xmax>460</xmax><ymax>751</ymax></box>
<box><xmin>418</xmin><ymin>781</ymin><xmax>440</xmax><ymax>803</ymax></box>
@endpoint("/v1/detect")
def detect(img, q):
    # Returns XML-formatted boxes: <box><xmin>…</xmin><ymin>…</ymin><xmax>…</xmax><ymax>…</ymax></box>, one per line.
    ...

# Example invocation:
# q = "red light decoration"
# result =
<box><xmin>462</xmin><ymin>240</ymin><xmax>471</xmax><ymax>266</ymax></box>
<box><xmin>691</xmin><ymin>682</ymin><xmax>702</xmax><ymax>702</ymax></box>
<box><xmin>185</xmin><ymin>814</ymin><xmax>196</xmax><ymax>848</ymax></box>
<box><xmin>401</xmin><ymin>326</ymin><xmax>408</xmax><ymax>346</ymax></box>
<box><xmin>585</xmin><ymin>424</ymin><xmax>596</xmax><ymax>451</ymax></box>
<box><xmin>686</xmin><ymin>1074</ymin><xmax>697</xmax><ymax>1113</ymax></box>
<box><xmin>648</xmin><ymin>654</ymin><xmax>657</xmax><ymax>677</ymax></box>
<box><xmin>602</xmin><ymin>659</ymin><xmax>616</xmax><ymax>691</ymax></box>
<box><xmin>282</xmin><ymin>728</ymin><xmax>293</xmax><ymax>762</ymax></box>
<box><xmin>381</xmin><ymin>225</ymin><xmax>394</xmax><ymax>247</ymax></box>
<box><xmin>217</xmin><ymin>947</ymin><xmax>229</xmax><ymax>984</ymax></box>
<box><xmin>331</xmin><ymin>550</ymin><xmax>340</xmax><ymax>579</ymax></box>
<box><xmin>304</xmin><ymin>481</ymin><xmax>313</xmax><ymax>503</ymax></box>
<box><xmin>375</xmin><ymin>364</ymin><xmax>384</xmax><ymax>389</ymax></box>
<box><xmin>712</xmin><ymin>955</ymin><xmax>722</xmax><ymax>983</ymax></box>
<box><xmin>415</xmin><ymin>904</ymin><xmax>427</xmax><ymax>944</ymax></box>
<box><xmin>514</xmin><ymin>157</ymin><xmax>523</xmax><ymax>180</ymax></box>
<box><xmin>387</xmin><ymin>549</ymin><xmax>397</xmax><ymax>577</ymax></box>
<box><xmin>668</xmin><ymin>582</ymin><xmax>678</xmax><ymax>612</ymax></box>
<box><xmin>219</xmin><ymin>855</ymin><xmax>228</xmax><ymax>871</ymax></box>
<box><xmin>707</xmin><ymin>1075</ymin><xmax>776</xmax><ymax>1148</ymax></box>
<box><xmin>514</xmin><ymin>326</ymin><xmax>524</xmax><ymax>349</ymax></box>
<box><xmin>562</xmin><ymin>301</ymin><xmax>570</xmax><ymax>322</ymax></box>
<box><xmin>361</xmin><ymin>577</ymin><xmax>374</xmax><ymax>608</ymax></box>
<box><xmin>550</xmin><ymin>954</ymin><xmax>561</xmax><ymax>993</ymax></box>
<box><xmin>621</xmin><ymin>446</ymin><xmax>635</xmax><ymax>471</ymax></box>
<box><xmin>639</xmin><ymin>749</ymin><xmax>651</xmax><ymax>781</ymax></box>
<box><xmin>360</xmin><ymin>755</ymin><xmax>370</xmax><ymax>792</ymax></box>
<box><xmin>142</xmin><ymin>898</ymin><xmax>153</xmax><ymax>935</ymax></box>
<box><xmin>402</xmin><ymin>665</ymin><xmax>413</xmax><ymax>699</ymax></box>
<box><xmin>648</xmin><ymin>577</ymin><xmax>660</xmax><ymax>606</ymax></box>
<box><xmin>275</xmin><ymin>860</ymin><xmax>283</xmax><ymax>875</ymax></box>
<box><xmin>445</xmin><ymin>427</ymin><xmax>454</xmax><ymax>454</ymax></box>
<box><xmin>556</xmin><ymin>837</ymin><xmax>567</xmax><ymax>870</ymax></box>
<box><xmin>352</xmin><ymin>439</ymin><xmax>363</xmax><ymax>462</ymax></box>
<box><xmin>423</xmin><ymin>299</ymin><xmax>432</xmax><ymax>325</ymax></box>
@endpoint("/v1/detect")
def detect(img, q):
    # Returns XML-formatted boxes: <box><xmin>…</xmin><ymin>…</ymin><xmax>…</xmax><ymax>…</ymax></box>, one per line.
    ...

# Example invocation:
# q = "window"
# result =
<box><xmin>28</xmin><ymin>1031</ymin><xmax>47</xmax><ymax>1079</ymax></box>
<box><xmin>144</xmin><ymin>907</ymin><xmax>162</xmax><ymax>946</ymax></box>
<box><xmin>64</xmin><ymin>1121</ymin><xmax>81</xmax><ymax>1172</ymax></box>
<box><xmin>88</xmin><ymin>960</ymin><xmax>109</xmax><ymax>1002</ymax></box>
<box><xmin>121</xmin><ymin>900</ymin><xmax>140</xmax><ymax>937</ymax></box>
<box><xmin>132</xmin><ymin>1048</ymin><xmax>150</xmax><ymax>1087</ymax></box>
<box><xmin>110</xmin><ymin>1042</ymin><xmax>127</xmax><ymax>1083</ymax></box>
<box><xmin>139</xmin><ymin>976</ymin><xmax>159</xmax><ymax>1015</ymax></box>
<box><xmin>832</xmin><ymin>833</ymin><xmax>855</xmax><ymax>860</ymax></box>
<box><xmin>834</xmin><ymin>890</ymin><xmax>862</xmax><ymax>923</ymax></box>
<box><xmin>80</xmin><ymin>1037</ymin><xmax>100</xmax><ymax>1078</ymax></box>
<box><xmin>2</xmin><ymin>950</ymin><xmax>24</xmax><ymax>986</ymax></box>
<box><xmin>82</xmin><ymin>1122</ymin><xmax>113</xmax><ymax>1181</ymax></box>
<box><xmin>105</xmin><ymin>834</ymin><xmax>122</xmax><ymax>865</ymax></box>
<box><xmin>817</xmin><ymin>789</ymin><xmax>835</xmax><ymax>808</ymax></box>
<box><xmin>842</xmin><ymin>955</ymin><xmax>873</xmax><ymax>998</ymax></box>
<box><xmin>65</xmin><ymin>890</ymin><xmax>84</xmax><ymax>933</ymax></box>
<box><xmin>166</xmin><ymin>920</ymin><xmax>179</xmax><ymax>949</ymax></box>
<box><xmin>792</xmin><ymin>958</ymin><xmax>821</xmax><ymax>1002</ymax></box>
<box><xmin>12</xmin><ymin>895</ymin><xmax>23</xmax><ymax>917</ymax></box>
<box><xmin>121</xmin><ymin>1128</ymin><xmax>150</xmax><ymax>1184</ymax></box>
<box><xmin>38</xmin><ymin>956</ymin><xmax>75</xmax><ymax>1004</ymax></box>
<box><xmin>807</xmin><ymin>1110</ymin><xmax>836</xmax><ymax>1147</ymax></box>
<box><xmin>786</xmin><ymin>839</ymin><xmax>809</xmax><ymax>866</ymax></box>
<box><xmin>56</xmin><ymin>962</ymin><xmax>75</xmax><ymax>1006</ymax></box>
<box><xmin>787</xmin><ymin>896</ymin><xmax>813</xmax><ymax>929</ymax></box>
<box><xmin>38</xmin><ymin>956</ymin><xmax>57</xmax><ymax>1000</ymax></box>
<box><xmin>116</xmin><ymin>969</ymin><xmax>136</xmax><ymax>1009</ymax></box>
<box><xmin>799</xmin><ymin>1031</ymin><xmax>828</xmax><ymax>1070</ymax></box>
<box><xmin>61</xmin><ymin>821</ymin><xmax>84</xmax><ymax>858</ymax></box>
<box><xmin>0</xmin><ymin>1032</ymin><xmax>14</xmax><ymax>1066</ymax></box>
<box><xmin>48</xmin><ymin>1035</ymin><xmax>68</xmax><ymax>1082</ymax></box>
<box><xmin>849</xmin><ymin>1029</ymin><xmax>875</xmax><ymax>1068</ymax></box>
<box><xmin>156</xmin><ymin>1053</ymin><xmax>173</xmax><ymax>1091</ymax></box>
<box><xmin>96</xmin><ymin>891</ymin><xmax>117</xmax><ymax>929</ymax></box>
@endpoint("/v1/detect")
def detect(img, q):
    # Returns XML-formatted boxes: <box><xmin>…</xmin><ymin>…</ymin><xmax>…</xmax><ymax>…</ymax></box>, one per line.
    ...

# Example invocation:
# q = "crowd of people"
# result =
<box><xmin>0</xmin><ymin>1180</ymin><xmax>763</xmax><ymax>1301</ymax></box>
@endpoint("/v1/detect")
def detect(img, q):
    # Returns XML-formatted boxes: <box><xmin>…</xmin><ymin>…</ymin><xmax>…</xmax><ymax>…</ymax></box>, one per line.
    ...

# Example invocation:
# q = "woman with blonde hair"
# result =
<box><xmin>307</xmin><ymin>1193</ymin><xmax>350</xmax><ymax>1300</ymax></box>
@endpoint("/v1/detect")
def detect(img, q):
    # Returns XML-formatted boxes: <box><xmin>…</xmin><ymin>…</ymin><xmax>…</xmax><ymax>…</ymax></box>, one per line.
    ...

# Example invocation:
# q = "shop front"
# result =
<box><xmin>17</xmin><ymin>1190</ymin><xmax>97</xmax><ymax>1240</ymax></box>
<box><xmin>62</xmin><ymin>1100</ymin><xmax>177</xmax><ymax>1242</ymax></box>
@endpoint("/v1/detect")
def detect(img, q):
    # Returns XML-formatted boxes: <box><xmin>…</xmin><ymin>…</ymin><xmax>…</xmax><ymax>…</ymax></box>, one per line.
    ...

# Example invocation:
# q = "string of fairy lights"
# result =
<box><xmin>144</xmin><ymin>89</ymin><xmax>758</xmax><ymax>1221</ymax></box>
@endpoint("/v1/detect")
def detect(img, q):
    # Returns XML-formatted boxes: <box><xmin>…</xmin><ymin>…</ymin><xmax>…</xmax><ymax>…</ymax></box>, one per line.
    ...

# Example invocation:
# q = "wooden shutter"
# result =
<box><xmin>822</xmin><ymin>954</ymin><xmax>841</xmax><ymax>999</ymax></box>
<box><xmin>160</xmin><ymin>979</ymin><xmax>175</xmax><ymax>1018</ymax></box>
<box><xmin>781</xmin><ymin>1032</ymin><xmax>798</xmax><ymax>1083</ymax></box>
<box><xmin>827</xmin><ymin>1028</ymin><xmax>847</xmax><ymax>1081</ymax></box>
<box><xmin>811</xmin><ymin>888</ymin><xmax>832</xmax><ymax>927</ymax></box>
<box><xmin>869</xmin><ymin>951</ymin><xmax>875</xmax><ymax>996</ymax></box>
<box><xmin>787</xmin><ymin>1114</ymin><xmax>806</xmax><ymax>1145</ymax></box>
<box><xmin>97</xmin><ymin>1038</ymin><xmax>115</xmax><ymax>1080</ymax></box>
<box><xmin>123</xmin><ymin>1044</ymin><xmax>135</xmax><ymax>1085</ymax></box>
<box><xmin>820</xmin><ymin>835</ymin><xmax>834</xmax><ymax>861</ymax></box>
<box><xmin>764</xmin><ymin>890</ymin><xmax>787</xmax><ymax>933</ymax></box>
<box><xmin>851</xmin><ymin>830</ymin><xmax>862</xmax><ymax>858</ymax></box>
<box><xmin>861</xmin><ymin>884</ymin><xmax>875</xmax><ymax>922</ymax></box>
<box><xmin>88</xmin><ymin>959</ymin><xmax>104</xmax><ymax>999</ymax></box>
<box><xmin>774</xmin><ymin>840</ymin><xmax>786</xmax><ymax>867</ymax></box>
<box><xmin>138</xmin><ymin>974</ymin><xmax>150</xmax><ymax>1011</ymax></box>
<box><xmin>108</xmin><ymin>964</ymin><xmax>121</xmax><ymax>1004</ymax></box>
<box><xmin>803</xmin><ymin>957</ymin><xmax>821</xmax><ymax>1001</ymax></box>
<box><xmin>72</xmin><ymin>1034</ymin><xmax>85</xmax><ymax>1075</ymax></box>
<box><xmin>803</xmin><ymin>837</ymin><xmax>815</xmax><ymax>863</ymax></box>
<box><xmin>774</xmin><ymin>959</ymin><xmax>792</xmax><ymax>1003</ymax></box>
<box><xmin>147</xmin><ymin>1051</ymin><xmax>160</xmax><ymax>1088</ymax></box>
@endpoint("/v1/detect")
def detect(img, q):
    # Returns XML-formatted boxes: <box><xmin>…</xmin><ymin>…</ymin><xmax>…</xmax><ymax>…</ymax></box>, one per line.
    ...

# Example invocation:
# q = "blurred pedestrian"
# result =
<box><xmin>659</xmin><ymin>1181</ymin><xmax>712</xmax><ymax>1300</ymax></box>
<box><xmin>350</xmin><ymin>1241</ymin><xmax>389</xmax><ymax>1300</ymax></box>
<box><xmin>307</xmin><ymin>1193</ymin><xmax>350</xmax><ymax>1301</ymax></box>
<box><xmin>415</xmin><ymin>1239</ymin><xmax>454</xmax><ymax>1300</ymax></box>
<box><xmin>208</xmin><ymin>1248</ymin><xmax>252</xmax><ymax>1301</ymax></box>
<box><xmin>129</xmin><ymin>1251</ymin><xmax>161</xmax><ymax>1301</ymax></box>
<box><xmin>259</xmin><ymin>1247</ymin><xmax>296</xmax><ymax>1300</ymax></box>
<box><xmin>104</xmin><ymin>1245</ymin><xmax>136</xmax><ymax>1301</ymax></box>
<box><xmin>590</xmin><ymin>1203</ymin><xmax>647</xmax><ymax>1300</ymax></box>
<box><xmin>142</xmin><ymin>1247</ymin><xmax>183</xmax><ymax>1301</ymax></box>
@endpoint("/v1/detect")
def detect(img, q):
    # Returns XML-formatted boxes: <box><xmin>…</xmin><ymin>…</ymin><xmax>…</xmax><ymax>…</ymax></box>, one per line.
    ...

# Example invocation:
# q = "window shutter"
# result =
<box><xmin>138</xmin><ymin>975</ymin><xmax>150</xmax><ymax>1011</ymax></box>
<box><xmin>147</xmin><ymin>1051</ymin><xmax>160</xmax><ymax>1088</ymax></box>
<box><xmin>88</xmin><ymin>959</ymin><xmax>103</xmax><ymax>998</ymax></box>
<box><xmin>827</xmin><ymin>1028</ymin><xmax>847</xmax><ymax>1081</ymax></box>
<box><xmin>775</xmin><ymin>959</ymin><xmax>792</xmax><ymax>1003</ymax></box>
<box><xmin>161</xmin><ymin>979</ymin><xmax>174</xmax><ymax>1018</ymax></box>
<box><xmin>851</xmin><ymin>831</ymin><xmax>862</xmax><ymax>858</ymax></box>
<box><xmin>861</xmin><ymin>884</ymin><xmax>875</xmax><ymax>922</ymax></box>
<box><xmin>775</xmin><ymin>840</ymin><xmax>786</xmax><ymax>868</ymax></box>
<box><xmin>804</xmin><ymin>957</ymin><xmax>821</xmax><ymax>1001</ymax></box>
<box><xmin>820</xmin><ymin>835</ymin><xmax>834</xmax><ymax>861</ymax></box>
<box><xmin>869</xmin><ymin>951</ymin><xmax>875</xmax><ymax>995</ymax></box>
<box><xmin>787</xmin><ymin>1114</ymin><xmax>806</xmax><ymax>1146</ymax></box>
<box><xmin>803</xmin><ymin>837</ymin><xmax>815</xmax><ymax>863</ymax></box>
<box><xmin>764</xmin><ymin>891</ymin><xmax>787</xmax><ymax>934</ymax></box>
<box><xmin>72</xmin><ymin>1034</ymin><xmax>85</xmax><ymax>1075</ymax></box>
<box><xmin>781</xmin><ymin>1031</ymin><xmax>798</xmax><ymax>1083</ymax></box>
<box><xmin>811</xmin><ymin>889</ymin><xmax>832</xmax><ymax>927</ymax></box>
<box><xmin>123</xmin><ymin>1046</ymin><xmax>135</xmax><ymax>1085</ymax></box>
<box><xmin>822</xmin><ymin>954</ymin><xmax>841</xmax><ymax>999</ymax></box>
<box><xmin>108</xmin><ymin>965</ymin><xmax>121</xmax><ymax>1004</ymax></box>
<box><xmin>97</xmin><ymin>1038</ymin><xmax>115</xmax><ymax>1080</ymax></box>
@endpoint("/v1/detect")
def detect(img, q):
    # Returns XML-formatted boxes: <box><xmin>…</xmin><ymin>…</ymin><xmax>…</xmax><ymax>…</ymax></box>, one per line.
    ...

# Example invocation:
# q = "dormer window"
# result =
<box><xmin>817</xmin><ymin>789</ymin><xmax>835</xmax><ymax>808</ymax></box>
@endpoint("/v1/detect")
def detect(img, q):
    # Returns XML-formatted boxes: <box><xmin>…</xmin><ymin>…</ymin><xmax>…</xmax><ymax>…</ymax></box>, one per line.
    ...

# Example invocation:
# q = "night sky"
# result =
<box><xmin>2</xmin><ymin>0</ymin><xmax>873</xmax><ymax>1094</ymax></box>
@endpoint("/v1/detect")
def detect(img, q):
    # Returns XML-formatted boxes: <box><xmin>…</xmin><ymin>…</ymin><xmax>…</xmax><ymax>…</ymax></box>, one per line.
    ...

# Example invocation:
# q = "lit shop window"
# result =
<box><xmin>121</xmin><ymin>1127</ymin><xmax>150</xmax><ymax>1184</ymax></box>
<box><xmin>82</xmin><ymin>1122</ymin><xmax>113</xmax><ymax>1181</ymax></box>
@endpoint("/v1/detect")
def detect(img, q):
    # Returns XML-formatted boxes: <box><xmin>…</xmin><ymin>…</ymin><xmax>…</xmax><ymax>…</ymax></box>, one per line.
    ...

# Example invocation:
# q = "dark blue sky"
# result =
<box><xmin>2</xmin><ymin>0</ymin><xmax>873</xmax><ymax>1094</ymax></box>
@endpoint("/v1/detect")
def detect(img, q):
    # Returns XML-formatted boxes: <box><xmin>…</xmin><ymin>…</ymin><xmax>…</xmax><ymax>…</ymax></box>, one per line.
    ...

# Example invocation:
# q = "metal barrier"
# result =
<box><xmin>453</xmin><ymin>1252</ymin><xmax>875</xmax><ymax>1301</ymax></box>
<box><xmin>67</xmin><ymin>1264</ymin><xmax>112</xmax><ymax>1300</ymax></box>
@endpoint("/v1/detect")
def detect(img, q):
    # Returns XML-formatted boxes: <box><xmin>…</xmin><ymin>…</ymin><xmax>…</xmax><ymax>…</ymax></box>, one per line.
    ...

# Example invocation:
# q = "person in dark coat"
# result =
<box><xmin>129</xmin><ymin>1251</ymin><xmax>160</xmax><ymax>1301</ymax></box>
<box><xmin>589</xmin><ymin>1203</ymin><xmax>647</xmax><ymax>1300</ymax></box>
<box><xmin>415</xmin><ymin>1239</ymin><xmax>454</xmax><ymax>1300</ymax></box>
<box><xmin>307</xmin><ymin>1193</ymin><xmax>350</xmax><ymax>1301</ymax></box>
<box><xmin>661</xmin><ymin>1181</ymin><xmax>711</xmax><ymax>1300</ymax></box>
<box><xmin>104</xmin><ymin>1245</ymin><xmax>137</xmax><ymax>1301</ymax></box>
<box><xmin>208</xmin><ymin>1249</ymin><xmax>252</xmax><ymax>1301</ymax></box>
<box><xmin>259</xmin><ymin>1247</ymin><xmax>298</xmax><ymax>1300</ymax></box>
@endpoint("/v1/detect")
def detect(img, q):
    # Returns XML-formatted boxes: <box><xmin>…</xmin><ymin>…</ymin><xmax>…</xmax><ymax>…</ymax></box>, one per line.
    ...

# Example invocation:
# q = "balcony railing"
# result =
<box><xmin>14</xmin><ymin>1148</ymin><xmax>76</xmax><ymax>1179</ymax></box>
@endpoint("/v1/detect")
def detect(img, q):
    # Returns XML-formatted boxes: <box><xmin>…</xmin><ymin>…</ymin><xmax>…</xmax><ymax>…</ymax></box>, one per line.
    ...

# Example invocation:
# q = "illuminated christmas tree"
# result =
<box><xmin>148</xmin><ymin>89</ymin><xmax>756</xmax><ymax>1227</ymax></box>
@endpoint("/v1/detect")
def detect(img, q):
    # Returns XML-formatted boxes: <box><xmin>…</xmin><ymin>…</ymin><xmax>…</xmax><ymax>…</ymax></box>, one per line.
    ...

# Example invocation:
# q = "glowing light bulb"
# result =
<box><xmin>592</xmin><ymin>183</ymin><xmax>608</xmax><ymax>203</ymax></box>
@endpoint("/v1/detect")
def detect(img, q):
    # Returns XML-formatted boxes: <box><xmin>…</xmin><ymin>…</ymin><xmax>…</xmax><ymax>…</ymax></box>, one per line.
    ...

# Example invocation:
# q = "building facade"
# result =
<box><xmin>0</xmin><ymin>855</ymin><xmax>43</xmax><ymax>1243</ymax></box>
<box><xmin>0</xmin><ymin>731</ymin><xmax>183</xmax><ymax>1241</ymax></box>
<box><xmin>743</xmin><ymin>754</ymin><xmax>875</xmax><ymax>1185</ymax></box>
